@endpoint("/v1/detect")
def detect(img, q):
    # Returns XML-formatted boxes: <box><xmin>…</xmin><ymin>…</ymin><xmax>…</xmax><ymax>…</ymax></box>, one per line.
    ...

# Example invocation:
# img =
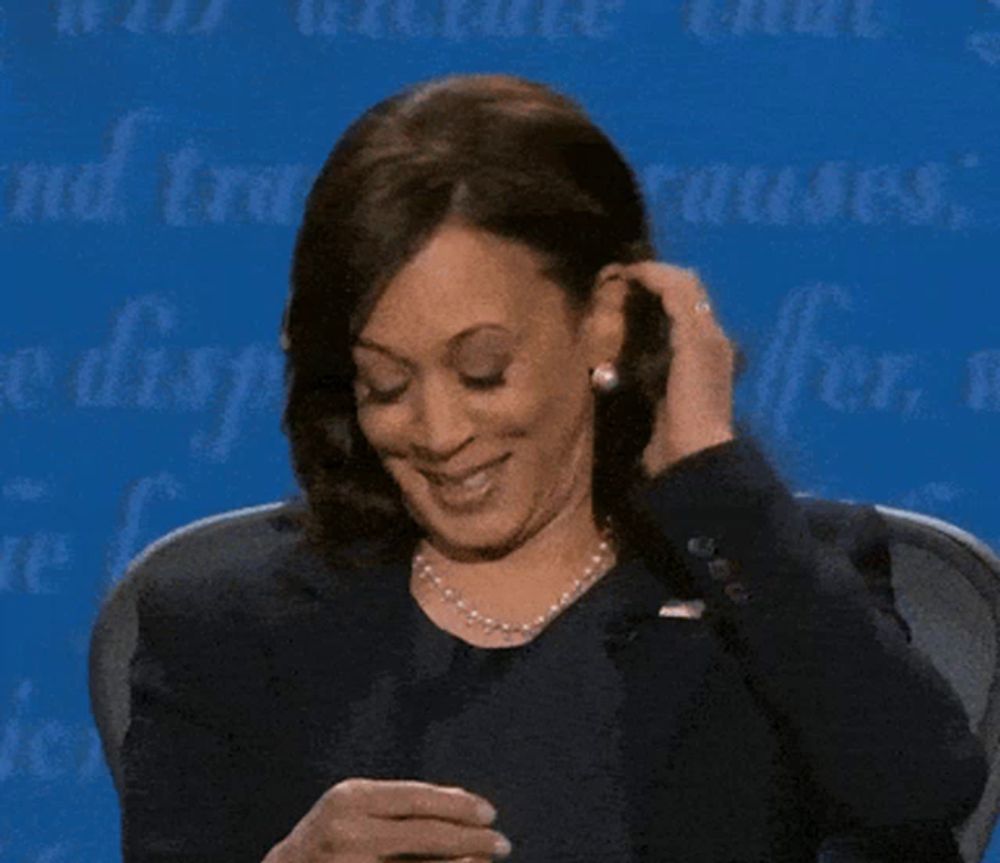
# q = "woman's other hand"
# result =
<box><xmin>261</xmin><ymin>777</ymin><xmax>510</xmax><ymax>862</ymax></box>
<box><xmin>617</xmin><ymin>262</ymin><xmax>737</xmax><ymax>477</ymax></box>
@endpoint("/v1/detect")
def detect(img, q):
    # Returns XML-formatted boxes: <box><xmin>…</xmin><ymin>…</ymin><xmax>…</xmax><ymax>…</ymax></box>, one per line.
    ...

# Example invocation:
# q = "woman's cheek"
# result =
<box><xmin>356</xmin><ymin>407</ymin><xmax>427</xmax><ymax>499</ymax></box>
<box><xmin>484</xmin><ymin>380</ymin><xmax>549</xmax><ymax>432</ymax></box>
<box><xmin>356</xmin><ymin>406</ymin><xmax>409</xmax><ymax>453</ymax></box>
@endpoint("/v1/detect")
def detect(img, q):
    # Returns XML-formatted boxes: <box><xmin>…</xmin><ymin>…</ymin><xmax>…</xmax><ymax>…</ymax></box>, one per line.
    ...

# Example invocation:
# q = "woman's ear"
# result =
<box><xmin>582</xmin><ymin>264</ymin><xmax>629</xmax><ymax>369</ymax></box>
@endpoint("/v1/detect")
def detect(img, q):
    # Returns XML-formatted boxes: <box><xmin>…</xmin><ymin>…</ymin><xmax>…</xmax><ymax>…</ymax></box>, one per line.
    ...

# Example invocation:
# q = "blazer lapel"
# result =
<box><xmin>598</xmin><ymin>558</ymin><xmax>733</xmax><ymax>852</ymax></box>
<box><xmin>604</xmin><ymin>564</ymin><xmax>719</xmax><ymax>735</ymax></box>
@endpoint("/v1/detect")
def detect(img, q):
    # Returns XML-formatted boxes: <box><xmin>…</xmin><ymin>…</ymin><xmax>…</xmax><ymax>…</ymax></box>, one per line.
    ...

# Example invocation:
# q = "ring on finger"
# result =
<box><xmin>693</xmin><ymin>300</ymin><xmax>711</xmax><ymax>314</ymax></box>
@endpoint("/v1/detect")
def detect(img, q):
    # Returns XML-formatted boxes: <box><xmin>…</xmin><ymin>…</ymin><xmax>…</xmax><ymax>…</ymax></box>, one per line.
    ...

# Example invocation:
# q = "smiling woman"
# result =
<box><xmin>353</xmin><ymin>227</ymin><xmax>599</xmax><ymax>538</ymax></box>
<box><xmin>349</xmin><ymin>224</ymin><xmax>626</xmax><ymax>640</ymax></box>
<box><xmin>280</xmin><ymin>74</ymin><xmax>674</xmax><ymax>581</ymax></box>
<box><xmin>115</xmin><ymin>73</ymin><xmax>989</xmax><ymax>863</ymax></box>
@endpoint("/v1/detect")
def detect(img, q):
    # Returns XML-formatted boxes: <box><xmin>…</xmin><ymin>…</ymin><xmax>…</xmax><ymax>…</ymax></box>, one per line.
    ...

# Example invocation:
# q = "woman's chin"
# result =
<box><xmin>421</xmin><ymin>513</ymin><xmax>525</xmax><ymax>562</ymax></box>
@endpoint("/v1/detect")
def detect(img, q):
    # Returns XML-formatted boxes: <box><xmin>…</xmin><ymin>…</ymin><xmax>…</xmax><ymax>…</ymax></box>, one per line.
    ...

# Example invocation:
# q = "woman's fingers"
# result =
<box><xmin>331</xmin><ymin>778</ymin><xmax>496</xmax><ymax>825</ymax></box>
<box><xmin>605</xmin><ymin>260</ymin><xmax>737</xmax><ymax>473</ymax></box>
<box><xmin>306</xmin><ymin>778</ymin><xmax>509</xmax><ymax>860</ymax></box>
<box><xmin>620</xmin><ymin>262</ymin><xmax>735</xmax><ymax>366</ymax></box>
<box><xmin>618</xmin><ymin>261</ymin><xmax>726</xmax><ymax>335</ymax></box>
<box><xmin>373</xmin><ymin>816</ymin><xmax>509</xmax><ymax>859</ymax></box>
<box><xmin>313</xmin><ymin>813</ymin><xmax>509</xmax><ymax>861</ymax></box>
<box><xmin>402</xmin><ymin>857</ymin><xmax>494</xmax><ymax>863</ymax></box>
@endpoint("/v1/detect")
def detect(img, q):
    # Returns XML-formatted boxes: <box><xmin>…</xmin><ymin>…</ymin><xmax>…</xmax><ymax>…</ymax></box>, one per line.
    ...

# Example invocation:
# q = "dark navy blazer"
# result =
<box><xmin>119</xmin><ymin>436</ymin><xmax>988</xmax><ymax>863</ymax></box>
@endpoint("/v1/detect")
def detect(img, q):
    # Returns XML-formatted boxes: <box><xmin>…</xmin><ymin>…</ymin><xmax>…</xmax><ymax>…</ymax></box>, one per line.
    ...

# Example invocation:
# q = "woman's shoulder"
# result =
<box><xmin>125</xmin><ymin>499</ymin><xmax>365</xmax><ymax>634</ymax></box>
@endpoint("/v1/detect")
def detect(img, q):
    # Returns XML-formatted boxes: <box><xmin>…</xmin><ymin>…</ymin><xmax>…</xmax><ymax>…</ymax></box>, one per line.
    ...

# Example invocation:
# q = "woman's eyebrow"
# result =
<box><xmin>352</xmin><ymin>339</ymin><xmax>417</xmax><ymax>370</ymax></box>
<box><xmin>447</xmin><ymin>323</ymin><xmax>515</xmax><ymax>353</ymax></box>
<box><xmin>354</xmin><ymin>323</ymin><xmax>514</xmax><ymax>366</ymax></box>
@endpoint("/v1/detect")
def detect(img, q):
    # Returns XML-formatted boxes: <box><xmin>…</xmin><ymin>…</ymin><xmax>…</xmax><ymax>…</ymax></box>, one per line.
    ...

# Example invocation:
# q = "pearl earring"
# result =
<box><xmin>590</xmin><ymin>362</ymin><xmax>620</xmax><ymax>393</ymax></box>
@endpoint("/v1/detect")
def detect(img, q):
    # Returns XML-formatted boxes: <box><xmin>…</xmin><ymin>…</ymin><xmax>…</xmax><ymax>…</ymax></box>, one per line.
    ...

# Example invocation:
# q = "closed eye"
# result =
<box><xmin>463</xmin><ymin>372</ymin><xmax>506</xmax><ymax>390</ymax></box>
<box><xmin>357</xmin><ymin>381</ymin><xmax>408</xmax><ymax>405</ymax></box>
<box><xmin>356</xmin><ymin>372</ymin><xmax>505</xmax><ymax>405</ymax></box>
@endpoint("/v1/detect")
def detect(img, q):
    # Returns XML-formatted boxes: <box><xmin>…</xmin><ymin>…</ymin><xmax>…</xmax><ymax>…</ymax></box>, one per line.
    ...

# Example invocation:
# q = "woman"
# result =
<box><xmin>120</xmin><ymin>74</ymin><xmax>988</xmax><ymax>863</ymax></box>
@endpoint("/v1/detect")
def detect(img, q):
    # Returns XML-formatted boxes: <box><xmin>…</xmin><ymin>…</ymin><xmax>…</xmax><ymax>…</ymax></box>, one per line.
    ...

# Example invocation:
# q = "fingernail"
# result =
<box><xmin>476</xmin><ymin>801</ymin><xmax>497</xmax><ymax>823</ymax></box>
<box><xmin>494</xmin><ymin>834</ymin><xmax>512</xmax><ymax>857</ymax></box>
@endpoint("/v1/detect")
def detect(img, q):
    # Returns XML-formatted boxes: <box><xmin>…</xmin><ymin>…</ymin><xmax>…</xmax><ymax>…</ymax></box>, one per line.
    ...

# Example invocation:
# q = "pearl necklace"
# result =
<box><xmin>412</xmin><ymin>523</ymin><xmax>617</xmax><ymax>642</ymax></box>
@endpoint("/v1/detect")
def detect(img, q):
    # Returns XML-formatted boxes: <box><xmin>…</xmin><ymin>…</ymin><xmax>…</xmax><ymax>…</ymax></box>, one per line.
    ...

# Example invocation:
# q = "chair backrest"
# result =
<box><xmin>870</xmin><ymin>504</ymin><xmax>1000</xmax><ymax>863</ymax></box>
<box><xmin>88</xmin><ymin>499</ymin><xmax>1000</xmax><ymax>861</ymax></box>
<box><xmin>87</xmin><ymin>501</ymin><xmax>293</xmax><ymax>795</ymax></box>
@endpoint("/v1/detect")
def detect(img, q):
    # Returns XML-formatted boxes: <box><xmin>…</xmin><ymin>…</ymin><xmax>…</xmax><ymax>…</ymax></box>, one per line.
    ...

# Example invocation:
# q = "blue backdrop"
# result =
<box><xmin>2</xmin><ymin>1</ymin><xmax>998</xmax><ymax>860</ymax></box>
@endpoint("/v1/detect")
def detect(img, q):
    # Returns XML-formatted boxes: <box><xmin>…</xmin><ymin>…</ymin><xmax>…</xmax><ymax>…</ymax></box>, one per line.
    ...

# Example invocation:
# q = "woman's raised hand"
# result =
<box><xmin>261</xmin><ymin>777</ymin><xmax>510</xmax><ymax>862</ymax></box>
<box><xmin>615</xmin><ymin>262</ymin><xmax>737</xmax><ymax>477</ymax></box>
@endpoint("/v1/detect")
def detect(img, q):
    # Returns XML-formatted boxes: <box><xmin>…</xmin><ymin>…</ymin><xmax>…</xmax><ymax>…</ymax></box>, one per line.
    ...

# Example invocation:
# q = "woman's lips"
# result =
<box><xmin>419</xmin><ymin>454</ymin><xmax>510</xmax><ymax>510</ymax></box>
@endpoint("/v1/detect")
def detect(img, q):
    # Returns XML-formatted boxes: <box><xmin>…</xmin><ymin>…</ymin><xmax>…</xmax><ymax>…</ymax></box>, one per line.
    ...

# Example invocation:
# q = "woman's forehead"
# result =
<box><xmin>358</xmin><ymin>224</ymin><xmax>569</xmax><ymax>346</ymax></box>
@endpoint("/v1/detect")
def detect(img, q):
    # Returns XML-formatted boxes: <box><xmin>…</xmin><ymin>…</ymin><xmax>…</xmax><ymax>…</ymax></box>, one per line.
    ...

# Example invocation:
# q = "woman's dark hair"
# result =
<box><xmin>280</xmin><ymin>73</ymin><xmax>723</xmax><ymax>580</ymax></box>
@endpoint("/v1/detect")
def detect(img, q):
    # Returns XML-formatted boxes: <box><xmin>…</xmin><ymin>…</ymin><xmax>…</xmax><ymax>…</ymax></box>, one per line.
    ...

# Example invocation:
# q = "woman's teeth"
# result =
<box><xmin>458</xmin><ymin>469</ymin><xmax>490</xmax><ymax>490</ymax></box>
<box><xmin>421</xmin><ymin>456</ymin><xmax>508</xmax><ymax>510</ymax></box>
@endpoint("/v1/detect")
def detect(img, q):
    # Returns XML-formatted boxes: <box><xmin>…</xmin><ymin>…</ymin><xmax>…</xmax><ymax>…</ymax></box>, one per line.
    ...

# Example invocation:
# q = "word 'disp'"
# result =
<box><xmin>70</xmin><ymin>295</ymin><xmax>284</xmax><ymax>461</ymax></box>
<box><xmin>0</xmin><ymin>296</ymin><xmax>285</xmax><ymax>462</ymax></box>
<box><xmin>294</xmin><ymin>0</ymin><xmax>623</xmax><ymax>39</ymax></box>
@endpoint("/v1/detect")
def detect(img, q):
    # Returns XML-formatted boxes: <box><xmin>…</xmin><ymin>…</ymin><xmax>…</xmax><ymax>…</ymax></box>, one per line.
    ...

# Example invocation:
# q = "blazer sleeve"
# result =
<box><xmin>120</xmin><ymin>567</ymin><xmax>281</xmax><ymax>863</ymax></box>
<box><xmin>627</xmin><ymin>433</ymin><xmax>989</xmax><ymax>836</ymax></box>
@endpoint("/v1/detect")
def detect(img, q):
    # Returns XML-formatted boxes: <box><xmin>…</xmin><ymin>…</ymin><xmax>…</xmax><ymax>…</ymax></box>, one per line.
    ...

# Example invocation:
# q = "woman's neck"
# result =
<box><xmin>415</xmin><ymin>490</ymin><xmax>615</xmax><ymax>624</ymax></box>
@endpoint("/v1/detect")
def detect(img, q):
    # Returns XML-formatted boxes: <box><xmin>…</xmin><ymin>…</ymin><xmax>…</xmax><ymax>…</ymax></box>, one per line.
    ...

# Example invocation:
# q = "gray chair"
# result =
<box><xmin>88</xmin><ymin>499</ymin><xmax>1000</xmax><ymax>862</ymax></box>
<box><xmin>868</xmin><ymin>503</ymin><xmax>1000</xmax><ymax>863</ymax></box>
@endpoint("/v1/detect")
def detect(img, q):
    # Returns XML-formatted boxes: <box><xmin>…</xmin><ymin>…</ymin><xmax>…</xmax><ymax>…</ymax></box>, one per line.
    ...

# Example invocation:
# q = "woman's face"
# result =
<box><xmin>352</xmin><ymin>222</ymin><xmax>605</xmax><ymax>559</ymax></box>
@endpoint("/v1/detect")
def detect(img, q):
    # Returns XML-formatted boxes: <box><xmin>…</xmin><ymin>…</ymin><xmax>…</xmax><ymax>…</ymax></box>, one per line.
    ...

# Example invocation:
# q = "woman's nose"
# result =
<box><xmin>410</xmin><ymin>377</ymin><xmax>474</xmax><ymax>459</ymax></box>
